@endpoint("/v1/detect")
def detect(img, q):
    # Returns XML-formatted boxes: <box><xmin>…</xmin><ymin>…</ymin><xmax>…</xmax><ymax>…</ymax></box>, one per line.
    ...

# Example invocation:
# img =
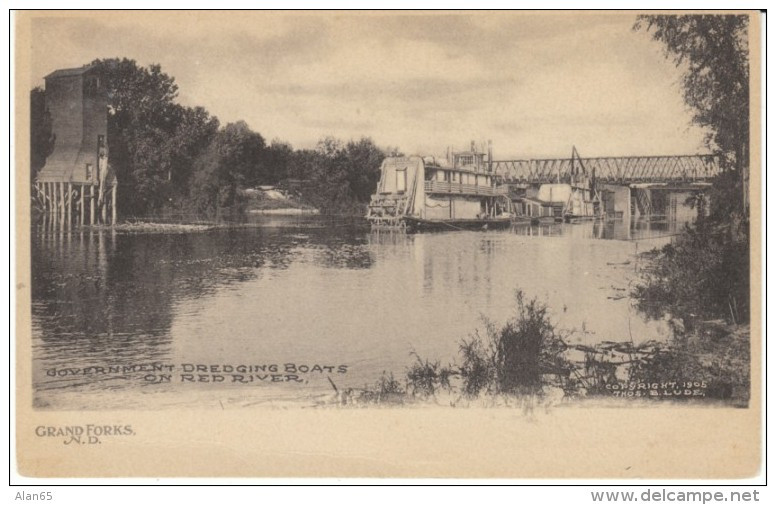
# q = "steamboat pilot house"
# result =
<box><xmin>367</xmin><ymin>143</ymin><xmax>512</xmax><ymax>231</ymax></box>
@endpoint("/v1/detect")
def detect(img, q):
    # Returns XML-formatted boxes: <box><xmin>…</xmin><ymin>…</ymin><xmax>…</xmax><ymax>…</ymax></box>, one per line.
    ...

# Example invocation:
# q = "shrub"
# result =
<box><xmin>633</xmin><ymin>222</ymin><xmax>749</xmax><ymax>326</ymax></box>
<box><xmin>458</xmin><ymin>290</ymin><xmax>572</xmax><ymax>398</ymax></box>
<box><xmin>405</xmin><ymin>352</ymin><xmax>455</xmax><ymax>398</ymax></box>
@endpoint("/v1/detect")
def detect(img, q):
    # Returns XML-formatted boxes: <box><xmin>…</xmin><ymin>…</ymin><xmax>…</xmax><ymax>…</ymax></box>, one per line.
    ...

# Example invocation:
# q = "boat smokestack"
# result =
<box><xmin>488</xmin><ymin>140</ymin><xmax>493</xmax><ymax>172</ymax></box>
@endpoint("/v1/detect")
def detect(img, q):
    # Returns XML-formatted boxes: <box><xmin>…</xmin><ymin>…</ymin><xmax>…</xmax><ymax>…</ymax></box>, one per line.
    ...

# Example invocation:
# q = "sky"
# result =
<box><xmin>25</xmin><ymin>11</ymin><xmax>710</xmax><ymax>160</ymax></box>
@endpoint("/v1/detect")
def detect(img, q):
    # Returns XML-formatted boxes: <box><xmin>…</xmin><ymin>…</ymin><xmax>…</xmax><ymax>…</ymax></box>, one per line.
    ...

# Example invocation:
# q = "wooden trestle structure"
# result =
<box><xmin>33</xmin><ymin>179</ymin><xmax>117</xmax><ymax>226</ymax></box>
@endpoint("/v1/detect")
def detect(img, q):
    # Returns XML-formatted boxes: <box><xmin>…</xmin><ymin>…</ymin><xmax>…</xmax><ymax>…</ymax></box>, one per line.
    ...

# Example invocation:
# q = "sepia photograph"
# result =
<box><xmin>13</xmin><ymin>9</ymin><xmax>763</xmax><ymax>479</ymax></box>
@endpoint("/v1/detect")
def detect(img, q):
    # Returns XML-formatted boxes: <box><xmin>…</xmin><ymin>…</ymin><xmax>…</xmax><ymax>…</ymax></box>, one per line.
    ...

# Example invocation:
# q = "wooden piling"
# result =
<box><xmin>90</xmin><ymin>185</ymin><xmax>95</xmax><ymax>225</ymax></box>
<box><xmin>59</xmin><ymin>182</ymin><xmax>66</xmax><ymax>226</ymax></box>
<box><xmin>56</xmin><ymin>182</ymin><xmax>61</xmax><ymax>214</ymax></box>
<box><xmin>51</xmin><ymin>182</ymin><xmax>58</xmax><ymax>217</ymax></box>
<box><xmin>111</xmin><ymin>185</ymin><xmax>117</xmax><ymax>225</ymax></box>
<box><xmin>67</xmin><ymin>182</ymin><xmax>73</xmax><ymax>226</ymax></box>
<box><xmin>79</xmin><ymin>185</ymin><xmax>85</xmax><ymax>226</ymax></box>
<box><xmin>101</xmin><ymin>186</ymin><xmax>107</xmax><ymax>224</ymax></box>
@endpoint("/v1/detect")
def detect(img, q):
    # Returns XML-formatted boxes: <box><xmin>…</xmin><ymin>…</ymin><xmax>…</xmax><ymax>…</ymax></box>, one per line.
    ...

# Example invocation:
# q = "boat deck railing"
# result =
<box><xmin>424</xmin><ymin>180</ymin><xmax>508</xmax><ymax>197</ymax></box>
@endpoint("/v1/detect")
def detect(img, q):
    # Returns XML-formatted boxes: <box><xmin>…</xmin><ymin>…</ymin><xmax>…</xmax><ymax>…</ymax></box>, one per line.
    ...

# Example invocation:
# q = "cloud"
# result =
<box><xmin>28</xmin><ymin>12</ymin><xmax>708</xmax><ymax>159</ymax></box>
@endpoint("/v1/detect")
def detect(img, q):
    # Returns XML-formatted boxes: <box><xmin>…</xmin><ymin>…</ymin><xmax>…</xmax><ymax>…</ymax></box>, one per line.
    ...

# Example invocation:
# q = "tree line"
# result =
<box><xmin>632</xmin><ymin>15</ymin><xmax>751</xmax><ymax>328</ymax></box>
<box><xmin>30</xmin><ymin>58</ymin><xmax>393</xmax><ymax>218</ymax></box>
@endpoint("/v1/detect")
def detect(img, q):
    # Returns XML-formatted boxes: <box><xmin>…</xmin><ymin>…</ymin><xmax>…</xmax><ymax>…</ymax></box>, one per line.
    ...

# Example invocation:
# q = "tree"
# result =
<box><xmin>285</xmin><ymin>136</ymin><xmax>390</xmax><ymax>213</ymax></box>
<box><xmin>260</xmin><ymin>139</ymin><xmax>294</xmax><ymax>186</ymax></box>
<box><xmin>162</xmin><ymin>106</ymin><xmax>220</xmax><ymax>200</ymax></box>
<box><xmin>684</xmin><ymin>190</ymin><xmax>708</xmax><ymax>228</ymax></box>
<box><xmin>95</xmin><ymin>58</ymin><xmax>180</xmax><ymax>126</ymax></box>
<box><xmin>78</xmin><ymin>58</ymin><xmax>395</xmax><ymax>217</ymax></box>
<box><xmin>342</xmin><ymin>137</ymin><xmax>385</xmax><ymax>202</ymax></box>
<box><xmin>633</xmin><ymin>16</ymin><xmax>752</xmax><ymax>328</ymax></box>
<box><xmin>30</xmin><ymin>87</ymin><xmax>54</xmax><ymax>183</ymax></box>
<box><xmin>312</xmin><ymin>137</ymin><xmax>352</xmax><ymax>209</ymax></box>
<box><xmin>191</xmin><ymin>121</ymin><xmax>265</xmax><ymax>215</ymax></box>
<box><xmin>91</xmin><ymin>58</ymin><xmax>218</xmax><ymax>216</ymax></box>
<box><xmin>634</xmin><ymin>15</ymin><xmax>750</xmax><ymax>213</ymax></box>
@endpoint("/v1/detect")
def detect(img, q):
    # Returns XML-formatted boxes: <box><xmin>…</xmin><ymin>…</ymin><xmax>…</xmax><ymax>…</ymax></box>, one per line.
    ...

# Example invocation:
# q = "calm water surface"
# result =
<box><xmin>31</xmin><ymin>215</ymin><xmax>689</xmax><ymax>409</ymax></box>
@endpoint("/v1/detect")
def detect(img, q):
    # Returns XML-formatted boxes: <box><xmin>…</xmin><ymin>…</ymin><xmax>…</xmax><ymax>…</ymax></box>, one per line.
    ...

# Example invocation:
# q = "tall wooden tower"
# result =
<box><xmin>34</xmin><ymin>65</ymin><xmax>117</xmax><ymax>226</ymax></box>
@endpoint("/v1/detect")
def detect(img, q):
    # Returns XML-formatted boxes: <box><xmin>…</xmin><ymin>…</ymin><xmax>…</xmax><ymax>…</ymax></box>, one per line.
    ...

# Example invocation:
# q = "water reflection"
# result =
<box><xmin>31</xmin><ymin>215</ymin><xmax>685</xmax><ymax>409</ymax></box>
<box><xmin>510</xmin><ymin>217</ymin><xmax>688</xmax><ymax>241</ymax></box>
<box><xmin>31</xmin><ymin>222</ymin><xmax>374</xmax><ymax>407</ymax></box>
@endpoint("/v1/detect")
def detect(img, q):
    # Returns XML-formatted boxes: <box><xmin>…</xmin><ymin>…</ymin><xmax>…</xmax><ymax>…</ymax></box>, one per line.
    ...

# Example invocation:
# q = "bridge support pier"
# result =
<box><xmin>600</xmin><ymin>184</ymin><xmax>631</xmax><ymax>221</ymax></box>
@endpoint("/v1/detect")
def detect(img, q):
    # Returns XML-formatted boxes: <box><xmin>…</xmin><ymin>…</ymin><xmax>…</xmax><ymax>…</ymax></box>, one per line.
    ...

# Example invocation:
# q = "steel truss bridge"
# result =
<box><xmin>491</xmin><ymin>154</ymin><xmax>720</xmax><ymax>184</ymax></box>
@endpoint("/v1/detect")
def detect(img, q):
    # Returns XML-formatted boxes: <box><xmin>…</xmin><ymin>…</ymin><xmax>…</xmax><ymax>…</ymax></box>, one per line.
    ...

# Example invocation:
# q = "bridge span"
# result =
<box><xmin>491</xmin><ymin>154</ymin><xmax>719</xmax><ymax>184</ymax></box>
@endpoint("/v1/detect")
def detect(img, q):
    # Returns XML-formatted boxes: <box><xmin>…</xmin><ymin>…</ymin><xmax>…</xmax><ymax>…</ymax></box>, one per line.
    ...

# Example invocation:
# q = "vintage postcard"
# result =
<box><xmin>13</xmin><ymin>10</ymin><xmax>763</xmax><ymax>479</ymax></box>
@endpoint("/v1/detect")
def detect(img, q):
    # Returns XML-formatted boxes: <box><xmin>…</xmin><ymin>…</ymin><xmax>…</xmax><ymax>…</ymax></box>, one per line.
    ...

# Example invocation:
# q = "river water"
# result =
<box><xmin>30</xmin><ymin>214</ymin><xmax>691</xmax><ymax>409</ymax></box>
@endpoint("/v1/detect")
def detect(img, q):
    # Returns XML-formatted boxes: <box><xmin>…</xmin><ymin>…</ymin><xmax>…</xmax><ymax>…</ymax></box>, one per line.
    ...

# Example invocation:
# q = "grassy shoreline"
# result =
<box><xmin>83</xmin><ymin>222</ymin><xmax>218</xmax><ymax>233</ymax></box>
<box><xmin>329</xmin><ymin>285</ymin><xmax>750</xmax><ymax>409</ymax></box>
<box><xmin>80</xmin><ymin>214</ymin><xmax>368</xmax><ymax>234</ymax></box>
<box><xmin>248</xmin><ymin>208</ymin><xmax>320</xmax><ymax>215</ymax></box>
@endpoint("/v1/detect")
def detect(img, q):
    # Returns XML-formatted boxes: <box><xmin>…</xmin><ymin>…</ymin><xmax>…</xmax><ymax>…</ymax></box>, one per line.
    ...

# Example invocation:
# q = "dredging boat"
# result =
<box><xmin>516</xmin><ymin>147</ymin><xmax>603</xmax><ymax>224</ymax></box>
<box><xmin>366</xmin><ymin>143</ymin><xmax>514</xmax><ymax>232</ymax></box>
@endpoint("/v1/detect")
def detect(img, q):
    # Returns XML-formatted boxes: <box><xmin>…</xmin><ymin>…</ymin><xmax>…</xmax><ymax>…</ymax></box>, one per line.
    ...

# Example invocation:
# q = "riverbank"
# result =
<box><xmin>628</xmin><ymin>220</ymin><xmax>751</xmax><ymax>406</ymax></box>
<box><xmin>324</xmin><ymin>288</ymin><xmax>750</xmax><ymax>409</ymax></box>
<box><xmin>85</xmin><ymin>222</ymin><xmax>218</xmax><ymax>233</ymax></box>
<box><xmin>242</xmin><ymin>187</ymin><xmax>319</xmax><ymax>214</ymax></box>
<box><xmin>248</xmin><ymin>208</ymin><xmax>320</xmax><ymax>215</ymax></box>
<box><xmin>80</xmin><ymin>215</ymin><xmax>369</xmax><ymax>234</ymax></box>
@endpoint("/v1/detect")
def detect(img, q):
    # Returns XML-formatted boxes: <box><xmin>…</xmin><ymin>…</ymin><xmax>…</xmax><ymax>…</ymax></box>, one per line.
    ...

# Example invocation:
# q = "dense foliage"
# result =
<box><xmin>631</xmin><ymin>15</ymin><xmax>752</xmax><ymax>329</ymax></box>
<box><xmin>88</xmin><ymin>58</ymin><xmax>219</xmax><ymax>216</ymax></box>
<box><xmin>635</xmin><ymin>14</ymin><xmax>750</xmax><ymax>212</ymax></box>
<box><xmin>30</xmin><ymin>87</ymin><xmax>54</xmax><ymax>183</ymax></box>
<box><xmin>190</xmin><ymin>121</ymin><xmax>265</xmax><ymax>216</ymax></box>
<box><xmin>30</xmin><ymin>58</ymin><xmax>391</xmax><ymax>219</ymax></box>
<box><xmin>634</xmin><ymin>223</ymin><xmax>749</xmax><ymax>325</ymax></box>
<box><xmin>286</xmin><ymin>137</ymin><xmax>386</xmax><ymax>214</ymax></box>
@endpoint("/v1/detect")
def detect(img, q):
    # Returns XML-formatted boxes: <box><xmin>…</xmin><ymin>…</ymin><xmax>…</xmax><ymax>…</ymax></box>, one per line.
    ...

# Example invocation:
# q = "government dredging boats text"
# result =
<box><xmin>46</xmin><ymin>363</ymin><xmax>349</xmax><ymax>384</ymax></box>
